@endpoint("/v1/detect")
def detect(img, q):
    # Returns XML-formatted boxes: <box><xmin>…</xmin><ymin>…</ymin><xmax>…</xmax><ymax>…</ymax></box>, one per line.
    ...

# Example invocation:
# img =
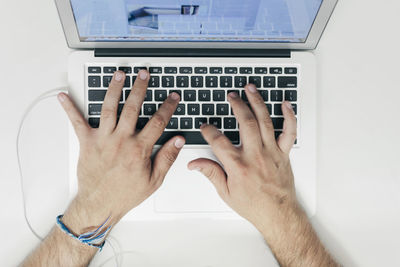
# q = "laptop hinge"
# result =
<box><xmin>94</xmin><ymin>48</ymin><xmax>291</xmax><ymax>58</ymax></box>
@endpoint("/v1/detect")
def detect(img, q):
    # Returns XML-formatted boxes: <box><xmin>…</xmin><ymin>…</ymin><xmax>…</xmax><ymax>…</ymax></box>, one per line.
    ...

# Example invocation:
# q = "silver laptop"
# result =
<box><xmin>55</xmin><ymin>0</ymin><xmax>337</xmax><ymax>221</ymax></box>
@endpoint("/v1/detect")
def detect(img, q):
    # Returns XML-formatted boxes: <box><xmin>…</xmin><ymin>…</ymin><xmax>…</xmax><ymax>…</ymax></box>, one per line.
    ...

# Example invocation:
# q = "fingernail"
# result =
<box><xmin>115</xmin><ymin>71</ymin><xmax>124</xmax><ymax>82</ymax></box>
<box><xmin>58</xmin><ymin>93</ymin><xmax>66</xmax><ymax>103</ymax></box>
<box><xmin>228</xmin><ymin>92</ymin><xmax>238</xmax><ymax>98</ymax></box>
<box><xmin>247</xmin><ymin>84</ymin><xmax>257</xmax><ymax>93</ymax></box>
<box><xmin>174</xmin><ymin>138</ymin><xmax>185</xmax><ymax>148</ymax></box>
<box><xmin>170</xmin><ymin>92</ymin><xmax>180</xmax><ymax>101</ymax></box>
<box><xmin>285</xmin><ymin>101</ymin><xmax>293</xmax><ymax>110</ymax></box>
<box><xmin>139</xmin><ymin>70</ymin><xmax>148</xmax><ymax>80</ymax></box>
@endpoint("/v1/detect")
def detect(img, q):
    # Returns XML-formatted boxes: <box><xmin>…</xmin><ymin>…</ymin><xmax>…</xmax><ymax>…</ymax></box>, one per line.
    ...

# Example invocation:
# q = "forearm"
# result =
<box><xmin>258</xmin><ymin>204</ymin><xmax>339</xmax><ymax>267</ymax></box>
<box><xmin>22</xmin><ymin>226</ymin><xmax>97</xmax><ymax>267</ymax></box>
<box><xmin>22</xmin><ymin>196</ymin><xmax>118</xmax><ymax>267</ymax></box>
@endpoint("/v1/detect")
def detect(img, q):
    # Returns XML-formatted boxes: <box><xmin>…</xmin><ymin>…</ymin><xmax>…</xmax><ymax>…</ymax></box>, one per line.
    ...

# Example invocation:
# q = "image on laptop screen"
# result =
<box><xmin>70</xmin><ymin>0</ymin><xmax>323</xmax><ymax>43</ymax></box>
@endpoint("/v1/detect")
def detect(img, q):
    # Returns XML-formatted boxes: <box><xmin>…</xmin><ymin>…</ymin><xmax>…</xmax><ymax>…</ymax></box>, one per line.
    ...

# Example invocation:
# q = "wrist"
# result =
<box><xmin>62</xmin><ymin>194</ymin><xmax>121</xmax><ymax>235</ymax></box>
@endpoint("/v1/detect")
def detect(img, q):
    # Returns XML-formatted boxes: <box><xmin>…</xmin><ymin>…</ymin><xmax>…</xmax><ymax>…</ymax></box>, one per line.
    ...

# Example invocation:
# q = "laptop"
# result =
<box><xmin>55</xmin><ymin>0</ymin><xmax>337</xmax><ymax>221</ymax></box>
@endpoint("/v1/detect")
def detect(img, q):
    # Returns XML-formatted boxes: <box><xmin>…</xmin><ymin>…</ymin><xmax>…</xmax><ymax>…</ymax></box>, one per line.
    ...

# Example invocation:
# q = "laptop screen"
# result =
<box><xmin>70</xmin><ymin>0</ymin><xmax>323</xmax><ymax>43</ymax></box>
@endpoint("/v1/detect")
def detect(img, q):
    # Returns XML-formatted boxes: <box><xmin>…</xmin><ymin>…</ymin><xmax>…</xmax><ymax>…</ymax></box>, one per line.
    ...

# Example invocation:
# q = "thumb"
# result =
<box><xmin>151</xmin><ymin>136</ymin><xmax>185</xmax><ymax>187</ymax></box>
<box><xmin>188</xmin><ymin>158</ymin><xmax>229</xmax><ymax>198</ymax></box>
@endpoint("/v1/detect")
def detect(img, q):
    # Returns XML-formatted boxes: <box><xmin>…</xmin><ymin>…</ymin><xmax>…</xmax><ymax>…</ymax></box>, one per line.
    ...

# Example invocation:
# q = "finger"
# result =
<box><xmin>244</xmin><ymin>84</ymin><xmax>276</xmax><ymax>147</ymax></box>
<box><xmin>151</xmin><ymin>136</ymin><xmax>185</xmax><ymax>187</ymax></box>
<box><xmin>277</xmin><ymin>101</ymin><xmax>297</xmax><ymax>154</ymax></box>
<box><xmin>188</xmin><ymin>158</ymin><xmax>229</xmax><ymax>198</ymax></box>
<box><xmin>138</xmin><ymin>92</ymin><xmax>180</xmax><ymax>144</ymax></box>
<box><xmin>200</xmin><ymin>124</ymin><xmax>238</xmax><ymax>168</ymax></box>
<box><xmin>228</xmin><ymin>91</ymin><xmax>263</xmax><ymax>150</ymax></box>
<box><xmin>117</xmin><ymin>70</ymin><xmax>150</xmax><ymax>135</ymax></box>
<box><xmin>58</xmin><ymin>93</ymin><xmax>90</xmax><ymax>141</ymax></box>
<box><xmin>99</xmin><ymin>71</ymin><xmax>125</xmax><ymax>134</ymax></box>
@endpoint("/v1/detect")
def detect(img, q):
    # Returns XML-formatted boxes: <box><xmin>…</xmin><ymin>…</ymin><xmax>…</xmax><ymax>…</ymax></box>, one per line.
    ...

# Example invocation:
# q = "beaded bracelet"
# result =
<box><xmin>56</xmin><ymin>215</ymin><xmax>112</xmax><ymax>250</ymax></box>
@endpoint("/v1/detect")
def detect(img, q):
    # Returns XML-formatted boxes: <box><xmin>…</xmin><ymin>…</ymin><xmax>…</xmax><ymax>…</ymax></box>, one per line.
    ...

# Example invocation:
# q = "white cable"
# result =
<box><xmin>17</xmin><ymin>87</ymin><xmax>67</xmax><ymax>241</ymax></box>
<box><xmin>16</xmin><ymin>88</ymin><xmax>135</xmax><ymax>267</ymax></box>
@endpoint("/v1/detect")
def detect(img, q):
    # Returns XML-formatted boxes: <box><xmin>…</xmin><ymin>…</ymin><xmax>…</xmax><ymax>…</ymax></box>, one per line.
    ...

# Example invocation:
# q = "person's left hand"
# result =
<box><xmin>58</xmin><ymin>70</ymin><xmax>185</xmax><ymax>233</ymax></box>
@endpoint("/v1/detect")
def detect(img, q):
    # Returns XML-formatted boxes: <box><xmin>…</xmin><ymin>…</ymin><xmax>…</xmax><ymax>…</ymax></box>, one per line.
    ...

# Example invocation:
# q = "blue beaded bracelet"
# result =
<box><xmin>56</xmin><ymin>215</ymin><xmax>112</xmax><ymax>251</ymax></box>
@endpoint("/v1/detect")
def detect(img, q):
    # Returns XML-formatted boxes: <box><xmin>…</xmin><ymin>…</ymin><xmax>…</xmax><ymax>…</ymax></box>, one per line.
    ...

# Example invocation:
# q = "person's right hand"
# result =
<box><xmin>188</xmin><ymin>83</ymin><xmax>301</xmax><ymax>238</ymax></box>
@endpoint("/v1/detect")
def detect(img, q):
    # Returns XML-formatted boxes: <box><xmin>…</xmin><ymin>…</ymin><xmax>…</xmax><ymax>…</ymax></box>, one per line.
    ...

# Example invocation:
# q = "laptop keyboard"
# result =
<box><xmin>86</xmin><ymin>64</ymin><xmax>299</xmax><ymax>145</ymax></box>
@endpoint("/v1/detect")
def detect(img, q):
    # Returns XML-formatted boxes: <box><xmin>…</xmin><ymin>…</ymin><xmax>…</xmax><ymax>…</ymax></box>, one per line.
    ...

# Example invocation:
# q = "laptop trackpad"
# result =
<box><xmin>154</xmin><ymin>149</ymin><xmax>231</xmax><ymax>213</ymax></box>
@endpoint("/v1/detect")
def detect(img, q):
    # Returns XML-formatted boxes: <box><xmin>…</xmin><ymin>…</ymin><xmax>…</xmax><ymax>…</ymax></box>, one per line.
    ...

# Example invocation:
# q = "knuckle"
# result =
<box><xmin>213</xmin><ymin>133</ymin><xmax>228</xmax><ymax>145</ymax></box>
<box><xmin>151</xmin><ymin>114</ymin><xmax>167</xmax><ymax>129</ymax></box>
<box><xmin>162</xmin><ymin>151</ymin><xmax>178</xmax><ymax>164</ymax></box>
<box><xmin>101</xmin><ymin>107</ymin><xmax>116</xmax><ymax>119</ymax></box>
<box><xmin>244</xmin><ymin>118</ymin><xmax>259</xmax><ymax>129</ymax></box>
<box><xmin>252</xmin><ymin>95</ymin><xmax>265</xmax><ymax>105</ymax></box>
<box><xmin>123</xmin><ymin>104</ymin><xmax>140</xmax><ymax>117</ymax></box>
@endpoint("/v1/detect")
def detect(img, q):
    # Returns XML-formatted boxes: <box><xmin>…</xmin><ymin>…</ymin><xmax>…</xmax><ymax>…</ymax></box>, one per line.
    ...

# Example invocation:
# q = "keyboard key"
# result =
<box><xmin>191</xmin><ymin>76</ymin><xmax>204</xmax><ymax>88</ymax></box>
<box><xmin>209</xmin><ymin>118</ymin><xmax>221</xmax><ymax>129</ymax></box>
<box><xmin>134</xmin><ymin>67</ymin><xmax>147</xmax><ymax>74</ymax></box>
<box><xmin>103</xmin><ymin>76</ymin><xmax>112</xmax><ymax>87</ymax></box>
<box><xmin>235</xmin><ymin>76</ymin><xmax>247</xmax><ymax>88</ymax></box>
<box><xmin>216</xmin><ymin>104</ymin><xmax>229</xmax><ymax>115</ymax></box>
<box><xmin>188</xmin><ymin>104</ymin><xmax>200</xmax><ymax>115</ymax></box>
<box><xmin>136</xmin><ymin>118</ymin><xmax>149</xmax><ymax>129</ymax></box>
<box><xmin>124</xmin><ymin>76</ymin><xmax>131</xmax><ymax>88</ymax></box>
<box><xmin>224</xmin><ymin>131</ymin><xmax>240</xmax><ymax>145</ymax></box>
<box><xmin>117</xmin><ymin>104</ymin><xmax>124</xmax><ymax>116</ymax></box>
<box><xmin>275</xmin><ymin>131</ymin><xmax>282</xmax><ymax>140</ymax></box>
<box><xmin>255</xmin><ymin>67</ymin><xmax>268</xmax><ymax>74</ymax></box>
<box><xmin>169</xmin><ymin>90</ymin><xmax>182</xmax><ymax>97</ymax></box>
<box><xmin>202</xmin><ymin>104</ymin><xmax>214</xmax><ymax>115</ymax></box>
<box><xmin>88</xmin><ymin>76</ymin><xmax>101</xmax><ymax>87</ymax></box>
<box><xmin>249</xmin><ymin>76</ymin><xmax>262</xmax><ymax>88</ymax></box>
<box><xmin>103</xmin><ymin>67</ymin><xmax>117</xmax><ymax>73</ymax></box>
<box><xmin>292</xmin><ymin>104</ymin><xmax>297</xmax><ymax>115</ymax></box>
<box><xmin>88</xmin><ymin>90</ymin><xmax>106</xmax><ymax>101</ymax></box>
<box><xmin>148</xmin><ymin>76</ymin><xmax>160</xmax><ymax>87</ymax></box>
<box><xmin>266</xmin><ymin>104</ymin><xmax>272</xmax><ymax>114</ymax></box>
<box><xmin>88</xmin><ymin>104</ymin><xmax>102</xmax><ymax>115</ymax></box>
<box><xmin>285</xmin><ymin>67</ymin><xmax>297</xmax><ymax>74</ymax></box>
<box><xmin>88</xmin><ymin>67</ymin><xmax>101</xmax><ymax>73</ymax></box>
<box><xmin>271</xmin><ymin>90</ymin><xmax>283</xmax><ymax>101</ymax></box>
<box><xmin>272</xmin><ymin>118</ymin><xmax>284</xmax><ymax>129</ymax></box>
<box><xmin>195</xmin><ymin>118</ymin><xmax>207</xmax><ymax>129</ymax></box>
<box><xmin>195</xmin><ymin>67</ymin><xmax>207</xmax><ymax>74</ymax></box>
<box><xmin>155</xmin><ymin>90</ymin><xmax>168</xmax><ymax>101</ymax></box>
<box><xmin>162</xmin><ymin>76</ymin><xmax>174</xmax><ymax>87</ymax></box>
<box><xmin>220</xmin><ymin>76</ymin><xmax>233</xmax><ymax>87</ymax></box>
<box><xmin>210</xmin><ymin>67</ymin><xmax>223</xmax><ymax>74</ymax></box>
<box><xmin>205</xmin><ymin>76</ymin><xmax>218</xmax><ymax>87</ymax></box>
<box><xmin>88</xmin><ymin>118</ymin><xmax>100</xmax><ymax>128</ymax></box>
<box><xmin>259</xmin><ymin>90</ymin><xmax>268</xmax><ymax>101</ymax></box>
<box><xmin>198</xmin><ymin>90</ymin><xmax>211</xmax><ymax>101</ymax></box>
<box><xmin>119</xmin><ymin>67</ymin><xmax>132</xmax><ymax>74</ymax></box>
<box><xmin>270</xmin><ymin>67</ymin><xmax>282</xmax><ymax>74</ymax></box>
<box><xmin>174</xmin><ymin>104</ymin><xmax>185</xmax><ymax>115</ymax></box>
<box><xmin>184</xmin><ymin>90</ymin><xmax>196</xmax><ymax>101</ymax></box>
<box><xmin>225</xmin><ymin>67</ymin><xmax>238</xmax><ymax>74</ymax></box>
<box><xmin>166</xmin><ymin>118</ymin><xmax>178</xmax><ymax>129</ymax></box>
<box><xmin>278</xmin><ymin>77</ymin><xmax>297</xmax><ymax>88</ymax></box>
<box><xmin>240</xmin><ymin>67</ymin><xmax>252</xmax><ymax>74</ymax></box>
<box><xmin>156</xmin><ymin>131</ymin><xmax>207</xmax><ymax>145</ymax></box>
<box><xmin>213</xmin><ymin>90</ymin><xmax>225</xmax><ymax>101</ymax></box>
<box><xmin>285</xmin><ymin>90</ymin><xmax>297</xmax><ymax>101</ymax></box>
<box><xmin>149</xmin><ymin>67</ymin><xmax>162</xmax><ymax>74</ymax></box>
<box><xmin>241</xmin><ymin>91</ymin><xmax>248</xmax><ymax>101</ymax></box>
<box><xmin>144</xmin><ymin>104</ymin><xmax>157</xmax><ymax>115</ymax></box>
<box><xmin>274</xmin><ymin>104</ymin><xmax>283</xmax><ymax>115</ymax></box>
<box><xmin>263</xmin><ymin>76</ymin><xmax>276</xmax><ymax>88</ymax></box>
<box><xmin>179</xmin><ymin>67</ymin><xmax>192</xmax><ymax>74</ymax></box>
<box><xmin>224</xmin><ymin>117</ymin><xmax>237</xmax><ymax>129</ymax></box>
<box><xmin>165</xmin><ymin>67</ymin><xmax>177</xmax><ymax>74</ymax></box>
<box><xmin>176</xmin><ymin>76</ymin><xmax>189</xmax><ymax>87</ymax></box>
<box><xmin>180</xmin><ymin>118</ymin><xmax>193</xmax><ymax>129</ymax></box>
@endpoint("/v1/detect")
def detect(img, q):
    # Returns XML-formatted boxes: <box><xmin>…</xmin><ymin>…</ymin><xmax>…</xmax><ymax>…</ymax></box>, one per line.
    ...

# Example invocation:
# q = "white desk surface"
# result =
<box><xmin>1</xmin><ymin>0</ymin><xmax>399</xmax><ymax>266</ymax></box>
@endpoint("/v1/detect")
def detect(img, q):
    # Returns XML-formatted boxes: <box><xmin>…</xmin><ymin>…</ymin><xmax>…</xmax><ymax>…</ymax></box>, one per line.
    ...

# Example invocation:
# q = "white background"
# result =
<box><xmin>1</xmin><ymin>0</ymin><xmax>400</xmax><ymax>266</ymax></box>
